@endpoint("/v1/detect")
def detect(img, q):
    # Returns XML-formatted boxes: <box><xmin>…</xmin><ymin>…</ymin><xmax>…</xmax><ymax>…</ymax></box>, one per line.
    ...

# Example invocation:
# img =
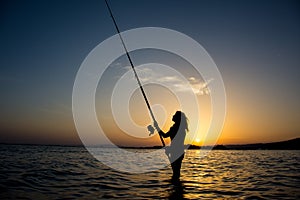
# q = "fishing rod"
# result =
<box><xmin>104</xmin><ymin>0</ymin><xmax>165</xmax><ymax>147</ymax></box>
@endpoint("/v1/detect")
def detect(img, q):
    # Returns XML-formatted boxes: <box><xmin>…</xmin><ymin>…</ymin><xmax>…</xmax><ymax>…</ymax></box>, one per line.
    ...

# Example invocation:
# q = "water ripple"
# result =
<box><xmin>0</xmin><ymin>145</ymin><xmax>299</xmax><ymax>199</ymax></box>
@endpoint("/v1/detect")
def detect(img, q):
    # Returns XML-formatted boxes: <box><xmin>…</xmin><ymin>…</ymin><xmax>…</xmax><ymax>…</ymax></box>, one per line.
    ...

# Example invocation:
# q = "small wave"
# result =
<box><xmin>1</xmin><ymin>145</ymin><xmax>299</xmax><ymax>199</ymax></box>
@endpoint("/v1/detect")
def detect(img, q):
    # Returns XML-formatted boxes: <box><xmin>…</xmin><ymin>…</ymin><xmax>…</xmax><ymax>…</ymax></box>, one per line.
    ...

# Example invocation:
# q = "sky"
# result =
<box><xmin>0</xmin><ymin>0</ymin><xmax>299</xmax><ymax>146</ymax></box>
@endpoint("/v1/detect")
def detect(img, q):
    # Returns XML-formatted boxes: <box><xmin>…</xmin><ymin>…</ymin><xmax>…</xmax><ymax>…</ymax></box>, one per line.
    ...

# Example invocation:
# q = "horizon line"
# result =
<box><xmin>0</xmin><ymin>137</ymin><xmax>298</xmax><ymax>148</ymax></box>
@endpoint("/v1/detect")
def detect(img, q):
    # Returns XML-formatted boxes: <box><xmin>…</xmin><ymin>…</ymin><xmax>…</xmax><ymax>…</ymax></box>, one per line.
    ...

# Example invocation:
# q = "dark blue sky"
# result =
<box><xmin>0</xmin><ymin>0</ymin><xmax>299</xmax><ymax>145</ymax></box>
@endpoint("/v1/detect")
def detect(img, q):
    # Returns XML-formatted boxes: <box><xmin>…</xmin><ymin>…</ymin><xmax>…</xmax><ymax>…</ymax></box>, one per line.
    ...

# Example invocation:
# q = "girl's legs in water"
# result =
<box><xmin>171</xmin><ymin>154</ymin><xmax>184</xmax><ymax>180</ymax></box>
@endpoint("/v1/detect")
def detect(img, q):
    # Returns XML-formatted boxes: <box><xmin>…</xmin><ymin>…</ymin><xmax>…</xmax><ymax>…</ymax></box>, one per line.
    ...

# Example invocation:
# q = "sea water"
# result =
<box><xmin>0</xmin><ymin>144</ymin><xmax>299</xmax><ymax>199</ymax></box>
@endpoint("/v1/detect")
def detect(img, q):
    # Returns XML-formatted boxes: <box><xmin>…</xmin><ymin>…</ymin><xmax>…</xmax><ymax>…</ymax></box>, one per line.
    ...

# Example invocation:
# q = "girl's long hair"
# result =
<box><xmin>174</xmin><ymin>111</ymin><xmax>189</xmax><ymax>132</ymax></box>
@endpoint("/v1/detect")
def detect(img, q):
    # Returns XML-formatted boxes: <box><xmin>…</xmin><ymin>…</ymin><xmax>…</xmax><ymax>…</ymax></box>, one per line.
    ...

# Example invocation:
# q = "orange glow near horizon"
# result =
<box><xmin>1</xmin><ymin>0</ymin><xmax>300</xmax><ymax>148</ymax></box>
<box><xmin>1</xmin><ymin>55</ymin><xmax>300</xmax><ymax>147</ymax></box>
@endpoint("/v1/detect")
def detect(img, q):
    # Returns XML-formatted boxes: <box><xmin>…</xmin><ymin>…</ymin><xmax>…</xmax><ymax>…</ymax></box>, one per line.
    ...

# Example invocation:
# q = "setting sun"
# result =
<box><xmin>191</xmin><ymin>138</ymin><xmax>201</xmax><ymax>145</ymax></box>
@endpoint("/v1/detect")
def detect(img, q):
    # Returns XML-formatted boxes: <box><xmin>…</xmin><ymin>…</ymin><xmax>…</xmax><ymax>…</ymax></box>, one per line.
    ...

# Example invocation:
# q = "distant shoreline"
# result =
<box><xmin>119</xmin><ymin>138</ymin><xmax>300</xmax><ymax>150</ymax></box>
<box><xmin>1</xmin><ymin>138</ymin><xmax>299</xmax><ymax>150</ymax></box>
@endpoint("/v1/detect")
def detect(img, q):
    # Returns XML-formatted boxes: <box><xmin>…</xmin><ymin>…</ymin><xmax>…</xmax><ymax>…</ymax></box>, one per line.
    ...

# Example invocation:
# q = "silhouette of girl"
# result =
<box><xmin>154</xmin><ymin>111</ymin><xmax>188</xmax><ymax>181</ymax></box>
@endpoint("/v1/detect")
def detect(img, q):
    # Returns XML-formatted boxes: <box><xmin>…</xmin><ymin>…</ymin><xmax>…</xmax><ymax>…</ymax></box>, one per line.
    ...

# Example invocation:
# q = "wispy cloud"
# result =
<box><xmin>197</xmin><ymin>78</ymin><xmax>214</xmax><ymax>95</ymax></box>
<box><xmin>110</xmin><ymin>62</ymin><xmax>122</xmax><ymax>69</ymax></box>
<box><xmin>123</xmin><ymin>66</ymin><xmax>212</xmax><ymax>96</ymax></box>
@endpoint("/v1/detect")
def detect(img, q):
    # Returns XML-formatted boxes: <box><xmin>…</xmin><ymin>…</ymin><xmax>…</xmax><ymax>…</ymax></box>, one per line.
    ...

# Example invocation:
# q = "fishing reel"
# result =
<box><xmin>147</xmin><ymin>125</ymin><xmax>155</xmax><ymax>136</ymax></box>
